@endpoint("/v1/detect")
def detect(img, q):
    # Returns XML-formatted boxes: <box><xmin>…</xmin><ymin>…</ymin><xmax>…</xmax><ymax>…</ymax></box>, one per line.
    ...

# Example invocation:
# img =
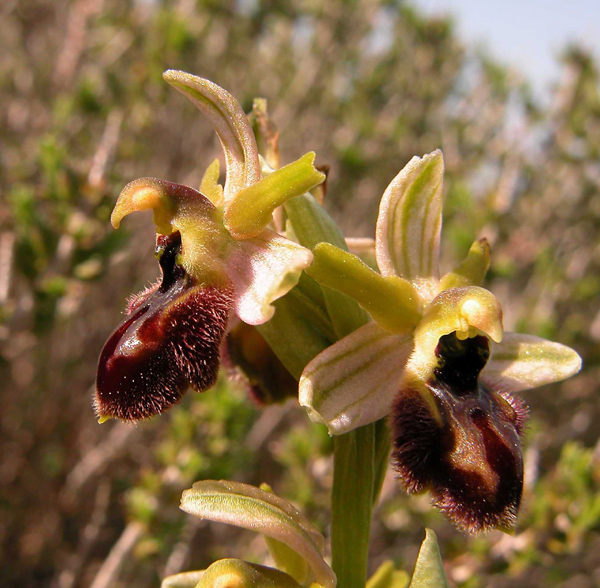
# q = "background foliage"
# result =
<box><xmin>1</xmin><ymin>0</ymin><xmax>599</xmax><ymax>586</ymax></box>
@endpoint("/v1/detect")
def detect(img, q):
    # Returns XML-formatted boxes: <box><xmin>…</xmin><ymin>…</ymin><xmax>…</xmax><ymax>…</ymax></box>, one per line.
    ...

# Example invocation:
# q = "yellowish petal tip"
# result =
<box><xmin>162</xmin><ymin>69</ymin><xmax>180</xmax><ymax>81</ymax></box>
<box><xmin>98</xmin><ymin>415</ymin><xmax>112</xmax><ymax>424</ymax></box>
<box><xmin>460</xmin><ymin>294</ymin><xmax>503</xmax><ymax>343</ymax></box>
<box><xmin>111</xmin><ymin>179</ymin><xmax>165</xmax><ymax>229</ymax></box>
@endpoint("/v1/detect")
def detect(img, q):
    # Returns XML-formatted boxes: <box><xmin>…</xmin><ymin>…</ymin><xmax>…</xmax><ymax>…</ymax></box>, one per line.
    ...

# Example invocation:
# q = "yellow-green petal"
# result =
<box><xmin>199</xmin><ymin>158</ymin><xmax>224</xmax><ymax>206</ymax></box>
<box><xmin>306</xmin><ymin>243</ymin><xmax>421</xmax><ymax>334</ymax></box>
<box><xmin>439</xmin><ymin>238</ymin><xmax>490</xmax><ymax>291</ymax></box>
<box><xmin>224</xmin><ymin>152</ymin><xmax>326</xmax><ymax>239</ymax></box>
<box><xmin>197</xmin><ymin>559</ymin><xmax>304</xmax><ymax>588</ymax></box>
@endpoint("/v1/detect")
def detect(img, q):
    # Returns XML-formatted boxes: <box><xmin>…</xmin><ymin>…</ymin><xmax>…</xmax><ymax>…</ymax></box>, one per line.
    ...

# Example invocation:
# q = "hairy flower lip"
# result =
<box><xmin>95</xmin><ymin>232</ymin><xmax>233</xmax><ymax>422</ymax></box>
<box><xmin>393</xmin><ymin>366</ymin><xmax>527</xmax><ymax>534</ymax></box>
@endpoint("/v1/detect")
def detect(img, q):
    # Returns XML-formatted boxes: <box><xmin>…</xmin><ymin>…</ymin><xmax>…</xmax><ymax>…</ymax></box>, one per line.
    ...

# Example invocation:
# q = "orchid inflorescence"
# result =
<box><xmin>96</xmin><ymin>71</ymin><xmax>582</xmax><ymax>587</ymax></box>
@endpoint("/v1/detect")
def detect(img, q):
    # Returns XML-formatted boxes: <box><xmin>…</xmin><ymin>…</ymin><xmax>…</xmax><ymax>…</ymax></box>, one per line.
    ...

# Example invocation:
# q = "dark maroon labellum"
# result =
<box><xmin>95</xmin><ymin>232</ymin><xmax>233</xmax><ymax>421</ymax></box>
<box><xmin>391</xmin><ymin>332</ymin><xmax>529</xmax><ymax>533</ymax></box>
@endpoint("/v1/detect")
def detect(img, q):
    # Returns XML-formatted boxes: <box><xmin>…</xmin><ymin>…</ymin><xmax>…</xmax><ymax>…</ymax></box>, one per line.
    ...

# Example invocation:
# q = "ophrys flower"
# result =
<box><xmin>300</xmin><ymin>150</ymin><xmax>581</xmax><ymax>532</ymax></box>
<box><xmin>95</xmin><ymin>72</ymin><xmax>324</xmax><ymax>422</ymax></box>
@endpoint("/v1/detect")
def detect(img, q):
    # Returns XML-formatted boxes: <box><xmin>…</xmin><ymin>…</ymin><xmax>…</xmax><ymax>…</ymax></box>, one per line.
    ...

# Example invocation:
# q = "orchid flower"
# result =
<box><xmin>95</xmin><ymin>71</ymin><xmax>324</xmax><ymax>422</ymax></box>
<box><xmin>299</xmin><ymin>150</ymin><xmax>582</xmax><ymax>532</ymax></box>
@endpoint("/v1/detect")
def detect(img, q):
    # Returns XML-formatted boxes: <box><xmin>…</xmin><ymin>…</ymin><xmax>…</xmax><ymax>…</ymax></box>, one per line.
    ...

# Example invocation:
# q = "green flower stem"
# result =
<box><xmin>332</xmin><ymin>424</ymin><xmax>376</xmax><ymax>588</ymax></box>
<box><xmin>281</xmin><ymin>192</ymin><xmax>389</xmax><ymax>587</ymax></box>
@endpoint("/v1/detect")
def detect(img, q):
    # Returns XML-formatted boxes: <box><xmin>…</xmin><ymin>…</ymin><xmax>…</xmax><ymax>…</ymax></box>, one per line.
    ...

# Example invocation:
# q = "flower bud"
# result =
<box><xmin>224</xmin><ymin>321</ymin><xmax>298</xmax><ymax>405</ymax></box>
<box><xmin>95</xmin><ymin>232</ymin><xmax>232</xmax><ymax>421</ymax></box>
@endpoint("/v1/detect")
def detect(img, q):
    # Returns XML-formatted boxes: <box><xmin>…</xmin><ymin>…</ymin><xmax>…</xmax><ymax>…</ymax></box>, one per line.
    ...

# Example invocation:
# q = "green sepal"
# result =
<box><xmin>408</xmin><ymin>529</ymin><xmax>449</xmax><ymax>588</ymax></box>
<box><xmin>306</xmin><ymin>243</ymin><xmax>421</xmax><ymax>334</ymax></box>
<box><xmin>162</xmin><ymin>70</ymin><xmax>260</xmax><ymax>201</ymax></box>
<box><xmin>439</xmin><ymin>238</ymin><xmax>490</xmax><ymax>291</ymax></box>
<box><xmin>225</xmin><ymin>153</ymin><xmax>325</xmax><ymax>239</ymax></box>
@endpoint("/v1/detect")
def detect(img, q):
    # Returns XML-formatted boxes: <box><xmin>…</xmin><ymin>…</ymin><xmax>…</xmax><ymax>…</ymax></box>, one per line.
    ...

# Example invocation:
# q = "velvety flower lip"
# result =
<box><xmin>95</xmin><ymin>232</ymin><xmax>233</xmax><ymax>422</ymax></box>
<box><xmin>299</xmin><ymin>149</ymin><xmax>582</xmax><ymax>532</ymax></box>
<box><xmin>96</xmin><ymin>72</ymin><xmax>324</xmax><ymax>422</ymax></box>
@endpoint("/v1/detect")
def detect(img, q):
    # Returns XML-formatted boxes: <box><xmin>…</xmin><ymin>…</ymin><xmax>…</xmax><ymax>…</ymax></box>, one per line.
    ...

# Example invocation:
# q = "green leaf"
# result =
<box><xmin>180</xmin><ymin>480</ymin><xmax>336</xmax><ymax>588</ymax></box>
<box><xmin>408</xmin><ymin>529</ymin><xmax>449</xmax><ymax>588</ymax></box>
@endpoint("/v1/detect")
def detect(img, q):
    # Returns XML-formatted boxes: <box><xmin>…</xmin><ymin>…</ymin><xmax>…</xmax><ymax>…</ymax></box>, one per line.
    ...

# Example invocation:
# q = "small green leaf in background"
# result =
<box><xmin>366</xmin><ymin>560</ymin><xmax>409</xmax><ymax>588</ymax></box>
<box><xmin>408</xmin><ymin>529</ymin><xmax>449</xmax><ymax>588</ymax></box>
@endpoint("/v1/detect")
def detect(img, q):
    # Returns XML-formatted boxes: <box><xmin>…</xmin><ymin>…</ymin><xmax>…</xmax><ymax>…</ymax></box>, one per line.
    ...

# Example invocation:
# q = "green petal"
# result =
<box><xmin>438</xmin><ymin>238</ymin><xmax>490</xmax><ymax>291</ymax></box>
<box><xmin>376</xmin><ymin>150</ymin><xmax>444</xmax><ymax>286</ymax></box>
<box><xmin>224</xmin><ymin>152</ymin><xmax>326</xmax><ymax>239</ymax></box>
<box><xmin>408</xmin><ymin>529</ymin><xmax>449</xmax><ymax>588</ymax></box>
<box><xmin>163</xmin><ymin>70</ymin><xmax>260</xmax><ymax>202</ymax></box>
<box><xmin>197</xmin><ymin>559</ymin><xmax>303</xmax><ymax>588</ymax></box>
<box><xmin>180</xmin><ymin>480</ymin><xmax>336</xmax><ymax>588</ymax></box>
<box><xmin>305</xmin><ymin>243</ymin><xmax>421</xmax><ymax>334</ymax></box>
<box><xmin>299</xmin><ymin>321</ymin><xmax>413</xmax><ymax>434</ymax></box>
<box><xmin>483</xmin><ymin>332</ymin><xmax>582</xmax><ymax>392</ymax></box>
